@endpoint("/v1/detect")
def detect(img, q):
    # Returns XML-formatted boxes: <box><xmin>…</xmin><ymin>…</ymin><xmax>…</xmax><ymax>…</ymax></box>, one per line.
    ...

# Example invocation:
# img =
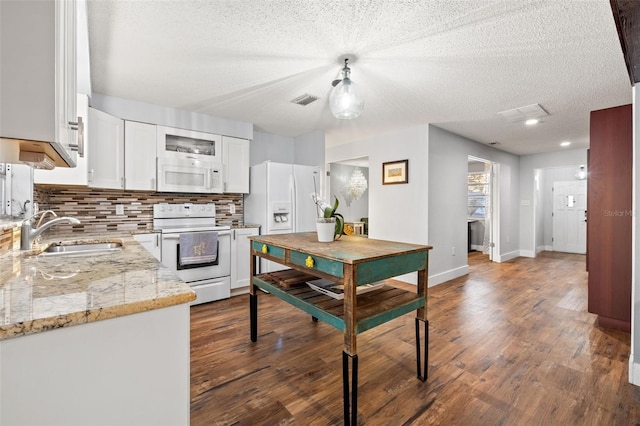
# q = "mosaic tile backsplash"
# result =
<box><xmin>34</xmin><ymin>186</ymin><xmax>244</xmax><ymax>238</ymax></box>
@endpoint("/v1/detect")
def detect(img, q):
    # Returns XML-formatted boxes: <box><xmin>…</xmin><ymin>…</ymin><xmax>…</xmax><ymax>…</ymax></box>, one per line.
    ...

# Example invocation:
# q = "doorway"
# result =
<box><xmin>328</xmin><ymin>157</ymin><xmax>369</xmax><ymax>237</ymax></box>
<box><xmin>467</xmin><ymin>156</ymin><xmax>499</xmax><ymax>262</ymax></box>
<box><xmin>533</xmin><ymin>165</ymin><xmax>588</xmax><ymax>255</ymax></box>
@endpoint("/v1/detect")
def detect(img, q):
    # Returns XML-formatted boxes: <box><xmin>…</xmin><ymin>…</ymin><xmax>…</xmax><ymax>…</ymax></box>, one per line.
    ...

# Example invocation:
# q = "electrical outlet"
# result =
<box><xmin>229</xmin><ymin>203</ymin><xmax>236</xmax><ymax>214</ymax></box>
<box><xmin>451</xmin><ymin>246</ymin><xmax>456</xmax><ymax>256</ymax></box>
<box><xmin>115</xmin><ymin>204</ymin><xmax>125</xmax><ymax>215</ymax></box>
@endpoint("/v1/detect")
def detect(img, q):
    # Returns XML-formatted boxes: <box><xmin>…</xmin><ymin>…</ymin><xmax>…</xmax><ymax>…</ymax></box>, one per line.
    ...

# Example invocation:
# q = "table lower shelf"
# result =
<box><xmin>252</xmin><ymin>271</ymin><xmax>425</xmax><ymax>334</ymax></box>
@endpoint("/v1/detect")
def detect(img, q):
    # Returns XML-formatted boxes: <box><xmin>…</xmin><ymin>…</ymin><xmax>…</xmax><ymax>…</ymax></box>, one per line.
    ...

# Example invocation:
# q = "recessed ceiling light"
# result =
<box><xmin>560</xmin><ymin>141</ymin><xmax>571</xmax><ymax>147</ymax></box>
<box><xmin>525</xmin><ymin>118</ymin><xmax>539</xmax><ymax>126</ymax></box>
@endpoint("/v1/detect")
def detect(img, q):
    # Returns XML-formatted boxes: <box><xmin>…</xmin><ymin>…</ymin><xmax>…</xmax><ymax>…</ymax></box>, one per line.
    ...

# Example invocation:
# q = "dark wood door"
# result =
<box><xmin>587</xmin><ymin>104</ymin><xmax>632</xmax><ymax>332</ymax></box>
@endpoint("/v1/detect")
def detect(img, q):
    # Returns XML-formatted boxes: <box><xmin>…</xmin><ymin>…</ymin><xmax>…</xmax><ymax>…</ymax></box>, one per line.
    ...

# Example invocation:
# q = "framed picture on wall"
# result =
<box><xmin>382</xmin><ymin>159</ymin><xmax>408</xmax><ymax>185</ymax></box>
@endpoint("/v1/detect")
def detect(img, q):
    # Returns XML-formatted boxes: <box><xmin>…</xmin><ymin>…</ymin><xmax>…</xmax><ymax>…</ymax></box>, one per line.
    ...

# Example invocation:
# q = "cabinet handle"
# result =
<box><xmin>68</xmin><ymin>117</ymin><xmax>85</xmax><ymax>158</ymax></box>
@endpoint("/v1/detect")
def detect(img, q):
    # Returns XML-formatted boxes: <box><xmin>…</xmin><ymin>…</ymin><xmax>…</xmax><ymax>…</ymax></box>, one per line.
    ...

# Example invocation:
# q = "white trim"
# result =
<box><xmin>428</xmin><ymin>265</ymin><xmax>469</xmax><ymax>287</ymax></box>
<box><xmin>470</xmin><ymin>244</ymin><xmax>484</xmax><ymax>251</ymax></box>
<box><xmin>630</xmin><ymin>354</ymin><xmax>640</xmax><ymax>386</ymax></box>
<box><xmin>499</xmin><ymin>250</ymin><xmax>523</xmax><ymax>262</ymax></box>
<box><xmin>536</xmin><ymin>245</ymin><xmax>546</xmax><ymax>253</ymax></box>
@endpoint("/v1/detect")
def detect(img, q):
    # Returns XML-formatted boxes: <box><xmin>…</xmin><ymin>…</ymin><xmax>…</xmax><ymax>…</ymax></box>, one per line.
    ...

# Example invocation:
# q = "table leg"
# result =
<box><xmin>342</xmin><ymin>351</ymin><xmax>358</xmax><ymax>426</ymax></box>
<box><xmin>415</xmin><ymin>317</ymin><xmax>428</xmax><ymax>381</ymax></box>
<box><xmin>250</xmin><ymin>293</ymin><xmax>258</xmax><ymax>342</ymax></box>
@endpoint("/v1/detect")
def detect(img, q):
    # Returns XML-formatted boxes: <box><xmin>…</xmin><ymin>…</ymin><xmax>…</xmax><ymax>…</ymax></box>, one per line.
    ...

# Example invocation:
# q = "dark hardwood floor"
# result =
<box><xmin>190</xmin><ymin>252</ymin><xmax>640</xmax><ymax>425</ymax></box>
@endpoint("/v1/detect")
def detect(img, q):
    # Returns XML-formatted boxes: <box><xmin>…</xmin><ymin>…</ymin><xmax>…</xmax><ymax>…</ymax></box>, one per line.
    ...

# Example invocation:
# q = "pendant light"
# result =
<box><xmin>330</xmin><ymin>58</ymin><xmax>364</xmax><ymax>119</ymax></box>
<box><xmin>348</xmin><ymin>168</ymin><xmax>368</xmax><ymax>199</ymax></box>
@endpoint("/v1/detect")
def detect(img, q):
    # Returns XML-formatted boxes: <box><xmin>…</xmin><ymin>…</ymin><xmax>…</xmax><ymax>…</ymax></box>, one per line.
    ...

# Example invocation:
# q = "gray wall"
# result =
<box><xmin>251</xmin><ymin>130</ymin><xmax>325</xmax><ymax>168</ymax></box>
<box><xmin>250</xmin><ymin>131</ymin><xmax>295</xmax><ymax>165</ymax></box>
<box><xmin>327</xmin><ymin>124</ymin><xmax>519</xmax><ymax>286</ymax></box>
<box><xmin>294</xmin><ymin>130</ymin><xmax>325</xmax><ymax>167</ymax></box>
<box><xmin>428</xmin><ymin>125</ymin><xmax>520</xmax><ymax>284</ymax></box>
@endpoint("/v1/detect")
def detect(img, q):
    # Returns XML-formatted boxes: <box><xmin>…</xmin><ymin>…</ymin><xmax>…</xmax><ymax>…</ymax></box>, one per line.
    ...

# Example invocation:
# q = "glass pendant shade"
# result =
<box><xmin>329</xmin><ymin>59</ymin><xmax>364</xmax><ymax>119</ymax></box>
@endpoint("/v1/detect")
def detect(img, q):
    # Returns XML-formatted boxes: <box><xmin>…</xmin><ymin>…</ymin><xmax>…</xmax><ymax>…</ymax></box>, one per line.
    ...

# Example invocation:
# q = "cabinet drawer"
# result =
<box><xmin>290</xmin><ymin>250</ymin><xmax>343</xmax><ymax>278</ymax></box>
<box><xmin>252</xmin><ymin>241</ymin><xmax>285</xmax><ymax>260</ymax></box>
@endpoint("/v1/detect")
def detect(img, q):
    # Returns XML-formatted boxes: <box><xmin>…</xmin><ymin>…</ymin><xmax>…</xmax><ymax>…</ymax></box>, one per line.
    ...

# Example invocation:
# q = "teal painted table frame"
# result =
<box><xmin>249</xmin><ymin>232</ymin><xmax>432</xmax><ymax>425</ymax></box>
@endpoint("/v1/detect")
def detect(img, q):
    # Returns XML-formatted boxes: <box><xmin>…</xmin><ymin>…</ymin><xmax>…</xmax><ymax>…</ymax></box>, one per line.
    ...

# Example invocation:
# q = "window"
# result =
<box><xmin>468</xmin><ymin>172</ymin><xmax>489</xmax><ymax>219</ymax></box>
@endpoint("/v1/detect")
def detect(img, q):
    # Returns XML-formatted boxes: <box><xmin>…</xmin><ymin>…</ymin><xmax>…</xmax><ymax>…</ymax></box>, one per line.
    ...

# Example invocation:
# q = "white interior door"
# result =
<box><xmin>552</xmin><ymin>180</ymin><xmax>587</xmax><ymax>254</ymax></box>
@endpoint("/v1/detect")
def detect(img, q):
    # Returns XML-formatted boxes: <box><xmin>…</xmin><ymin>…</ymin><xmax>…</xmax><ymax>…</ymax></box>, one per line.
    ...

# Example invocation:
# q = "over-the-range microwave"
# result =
<box><xmin>157</xmin><ymin>157</ymin><xmax>223</xmax><ymax>194</ymax></box>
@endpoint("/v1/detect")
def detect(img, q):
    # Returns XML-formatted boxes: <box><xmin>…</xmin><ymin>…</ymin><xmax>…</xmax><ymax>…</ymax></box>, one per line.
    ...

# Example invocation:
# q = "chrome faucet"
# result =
<box><xmin>20</xmin><ymin>212</ymin><xmax>81</xmax><ymax>250</ymax></box>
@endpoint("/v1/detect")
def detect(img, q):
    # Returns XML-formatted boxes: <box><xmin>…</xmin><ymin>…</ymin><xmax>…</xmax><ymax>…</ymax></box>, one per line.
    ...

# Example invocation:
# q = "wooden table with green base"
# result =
<box><xmin>249</xmin><ymin>232</ymin><xmax>432</xmax><ymax>425</ymax></box>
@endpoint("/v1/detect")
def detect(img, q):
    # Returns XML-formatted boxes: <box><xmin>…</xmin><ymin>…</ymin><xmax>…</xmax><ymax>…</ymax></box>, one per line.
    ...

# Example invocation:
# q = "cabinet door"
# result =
<box><xmin>125</xmin><ymin>121</ymin><xmax>157</xmax><ymax>190</ymax></box>
<box><xmin>0</xmin><ymin>0</ymin><xmax>78</xmax><ymax>167</ymax></box>
<box><xmin>231</xmin><ymin>227</ymin><xmax>260</xmax><ymax>290</ymax></box>
<box><xmin>88</xmin><ymin>108</ymin><xmax>124</xmax><ymax>189</ymax></box>
<box><xmin>35</xmin><ymin>94</ymin><xmax>89</xmax><ymax>186</ymax></box>
<box><xmin>133</xmin><ymin>233</ymin><xmax>162</xmax><ymax>262</ymax></box>
<box><xmin>222</xmin><ymin>136</ymin><xmax>250</xmax><ymax>193</ymax></box>
<box><xmin>56</xmin><ymin>0</ymin><xmax>78</xmax><ymax>164</ymax></box>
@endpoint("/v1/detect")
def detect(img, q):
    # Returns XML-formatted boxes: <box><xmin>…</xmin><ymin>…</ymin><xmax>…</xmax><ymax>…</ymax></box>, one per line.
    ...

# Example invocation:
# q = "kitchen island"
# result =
<box><xmin>249</xmin><ymin>232</ymin><xmax>432</xmax><ymax>425</ymax></box>
<box><xmin>0</xmin><ymin>235</ymin><xmax>195</xmax><ymax>425</ymax></box>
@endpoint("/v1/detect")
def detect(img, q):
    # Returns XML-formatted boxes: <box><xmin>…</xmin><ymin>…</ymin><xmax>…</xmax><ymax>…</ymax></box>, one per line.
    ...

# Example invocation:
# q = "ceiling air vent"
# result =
<box><xmin>497</xmin><ymin>103</ymin><xmax>549</xmax><ymax>123</ymax></box>
<box><xmin>290</xmin><ymin>93</ymin><xmax>319</xmax><ymax>106</ymax></box>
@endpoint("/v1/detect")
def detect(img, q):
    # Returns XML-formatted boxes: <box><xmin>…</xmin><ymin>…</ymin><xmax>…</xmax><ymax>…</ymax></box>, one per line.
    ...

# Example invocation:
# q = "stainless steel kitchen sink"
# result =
<box><xmin>38</xmin><ymin>241</ymin><xmax>124</xmax><ymax>256</ymax></box>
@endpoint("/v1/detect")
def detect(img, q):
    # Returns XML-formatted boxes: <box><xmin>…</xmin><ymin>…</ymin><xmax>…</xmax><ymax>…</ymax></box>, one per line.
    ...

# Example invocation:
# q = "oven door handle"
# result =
<box><xmin>162</xmin><ymin>230</ymin><xmax>231</xmax><ymax>240</ymax></box>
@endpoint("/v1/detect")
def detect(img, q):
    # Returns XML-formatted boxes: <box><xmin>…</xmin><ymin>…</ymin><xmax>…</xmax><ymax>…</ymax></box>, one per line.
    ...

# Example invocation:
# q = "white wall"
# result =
<box><xmin>91</xmin><ymin>94</ymin><xmax>253</xmax><ymax>140</ymax></box>
<box><xmin>519</xmin><ymin>149</ymin><xmax>588</xmax><ymax>257</ymax></box>
<box><xmin>631</xmin><ymin>86</ymin><xmax>639</xmax><ymax>386</ymax></box>
<box><xmin>326</xmin><ymin>125</ymin><xmax>430</xmax><ymax>284</ymax></box>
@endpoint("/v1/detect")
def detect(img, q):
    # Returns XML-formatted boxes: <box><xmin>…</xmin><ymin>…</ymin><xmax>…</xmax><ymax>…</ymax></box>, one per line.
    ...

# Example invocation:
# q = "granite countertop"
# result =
<box><xmin>0</xmin><ymin>236</ymin><xmax>196</xmax><ymax>341</ymax></box>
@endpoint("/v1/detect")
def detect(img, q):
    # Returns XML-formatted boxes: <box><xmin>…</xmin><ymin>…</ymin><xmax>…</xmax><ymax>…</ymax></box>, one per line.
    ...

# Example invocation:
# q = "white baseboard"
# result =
<box><xmin>497</xmin><ymin>250</ymin><xmax>522</xmax><ymax>262</ymax></box>
<box><xmin>536</xmin><ymin>245</ymin><xmax>552</xmax><ymax>253</ymax></box>
<box><xmin>544</xmin><ymin>245</ymin><xmax>553</xmax><ymax>251</ymax></box>
<box><xmin>630</xmin><ymin>354</ymin><xmax>640</xmax><ymax>386</ymax></box>
<box><xmin>518</xmin><ymin>250</ymin><xmax>536</xmax><ymax>259</ymax></box>
<box><xmin>428</xmin><ymin>265</ymin><xmax>469</xmax><ymax>287</ymax></box>
<box><xmin>470</xmin><ymin>244</ymin><xmax>484</xmax><ymax>251</ymax></box>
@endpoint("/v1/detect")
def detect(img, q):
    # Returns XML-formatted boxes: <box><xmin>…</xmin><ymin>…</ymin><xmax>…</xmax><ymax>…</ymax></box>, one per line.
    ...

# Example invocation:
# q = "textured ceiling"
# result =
<box><xmin>87</xmin><ymin>0</ymin><xmax>632</xmax><ymax>155</ymax></box>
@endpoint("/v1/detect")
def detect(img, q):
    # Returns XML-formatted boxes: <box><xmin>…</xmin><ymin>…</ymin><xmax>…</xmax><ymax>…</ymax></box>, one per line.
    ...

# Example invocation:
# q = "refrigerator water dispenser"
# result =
<box><xmin>271</xmin><ymin>202</ymin><xmax>291</xmax><ymax>230</ymax></box>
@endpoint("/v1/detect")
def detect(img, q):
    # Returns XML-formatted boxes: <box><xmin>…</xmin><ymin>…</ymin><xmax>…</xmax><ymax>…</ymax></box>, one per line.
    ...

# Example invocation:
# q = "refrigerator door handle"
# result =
<box><xmin>290</xmin><ymin>174</ymin><xmax>296</xmax><ymax>232</ymax></box>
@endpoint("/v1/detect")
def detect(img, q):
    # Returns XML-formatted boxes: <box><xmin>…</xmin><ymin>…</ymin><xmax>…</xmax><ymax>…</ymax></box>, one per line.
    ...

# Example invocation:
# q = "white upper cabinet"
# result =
<box><xmin>156</xmin><ymin>126</ymin><xmax>222</xmax><ymax>163</ymax></box>
<box><xmin>87</xmin><ymin>108</ymin><xmax>124</xmax><ymax>189</ymax></box>
<box><xmin>0</xmin><ymin>0</ymin><xmax>78</xmax><ymax>167</ymax></box>
<box><xmin>222</xmin><ymin>136</ymin><xmax>250</xmax><ymax>193</ymax></box>
<box><xmin>124</xmin><ymin>121</ymin><xmax>157</xmax><ymax>191</ymax></box>
<box><xmin>35</xmin><ymin>94</ymin><xmax>89</xmax><ymax>185</ymax></box>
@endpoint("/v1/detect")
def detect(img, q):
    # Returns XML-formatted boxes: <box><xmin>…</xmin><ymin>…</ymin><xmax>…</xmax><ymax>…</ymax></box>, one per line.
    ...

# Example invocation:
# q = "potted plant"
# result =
<box><xmin>312</xmin><ymin>192</ymin><xmax>344</xmax><ymax>242</ymax></box>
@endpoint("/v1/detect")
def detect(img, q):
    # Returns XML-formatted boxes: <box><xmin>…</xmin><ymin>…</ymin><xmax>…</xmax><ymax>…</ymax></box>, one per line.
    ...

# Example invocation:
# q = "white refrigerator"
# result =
<box><xmin>244</xmin><ymin>161</ymin><xmax>321</xmax><ymax>272</ymax></box>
